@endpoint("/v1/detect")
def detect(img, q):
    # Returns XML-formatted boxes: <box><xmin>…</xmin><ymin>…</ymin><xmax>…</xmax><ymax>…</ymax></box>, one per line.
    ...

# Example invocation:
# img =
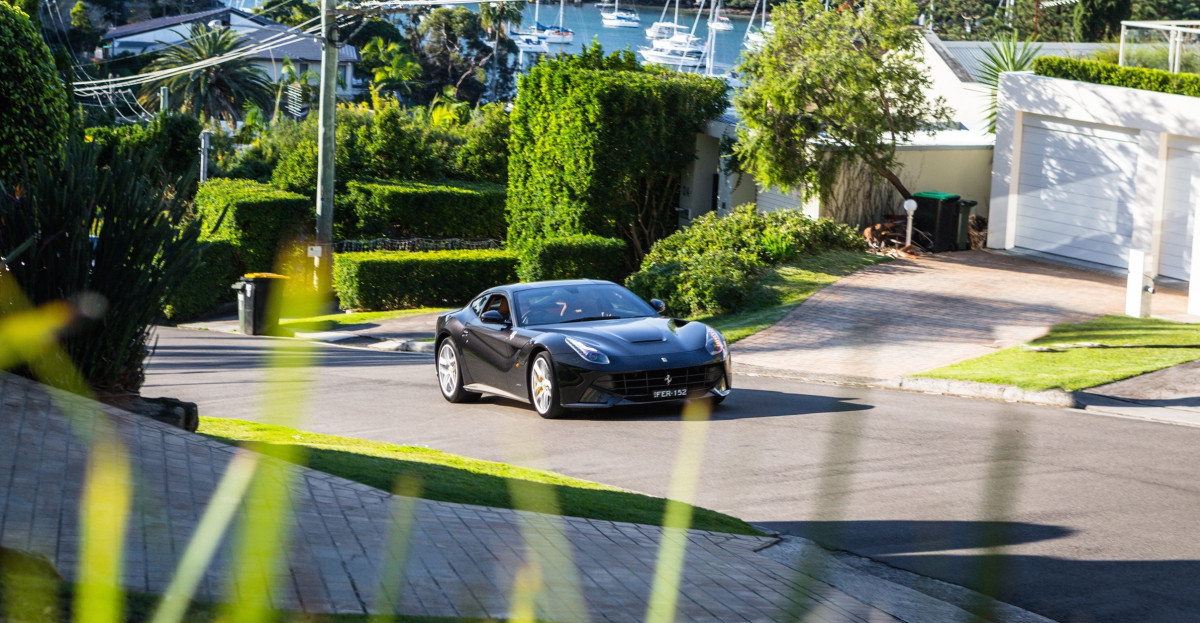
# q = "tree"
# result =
<box><xmin>362</xmin><ymin>36</ymin><xmax>423</xmax><ymax>99</ymax></box>
<box><xmin>507</xmin><ymin>44</ymin><xmax>729</xmax><ymax>264</ymax></box>
<box><xmin>416</xmin><ymin>6</ymin><xmax>512</xmax><ymax>104</ymax></box>
<box><xmin>271</xmin><ymin>56</ymin><xmax>319</xmax><ymax>121</ymax></box>
<box><xmin>1132</xmin><ymin>0</ymin><xmax>1200</xmax><ymax>21</ymax></box>
<box><xmin>977</xmin><ymin>34</ymin><xmax>1041</xmax><ymax>133</ymax></box>
<box><xmin>734</xmin><ymin>0</ymin><xmax>951</xmax><ymax>200</ymax></box>
<box><xmin>0</xmin><ymin>1</ymin><xmax>69</xmax><ymax>186</ymax></box>
<box><xmin>1074</xmin><ymin>0</ymin><xmax>1132</xmax><ymax>41</ymax></box>
<box><xmin>253</xmin><ymin>0</ymin><xmax>319</xmax><ymax>27</ymax></box>
<box><xmin>139</xmin><ymin>24</ymin><xmax>273</xmax><ymax>123</ymax></box>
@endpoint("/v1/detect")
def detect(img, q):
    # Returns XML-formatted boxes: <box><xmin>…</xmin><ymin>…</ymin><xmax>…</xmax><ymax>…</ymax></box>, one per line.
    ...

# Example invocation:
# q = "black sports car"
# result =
<box><xmin>434</xmin><ymin>279</ymin><xmax>732</xmax><ymax>418</ymax></box>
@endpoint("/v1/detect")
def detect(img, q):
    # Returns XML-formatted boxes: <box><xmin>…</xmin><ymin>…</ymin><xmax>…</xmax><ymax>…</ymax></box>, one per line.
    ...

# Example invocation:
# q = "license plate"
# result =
<box><xmin>652</xmin><ymin>388</ymin><xmax>689</xmax><ymax>399</ymax></box>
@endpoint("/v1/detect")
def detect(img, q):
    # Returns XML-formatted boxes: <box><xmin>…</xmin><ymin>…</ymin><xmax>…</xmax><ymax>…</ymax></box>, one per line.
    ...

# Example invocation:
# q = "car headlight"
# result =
<box><xmin>705</xmin><ymin>326</ymin><xmax>726</xmax><ymax>356</ymax></box>
<box><xmin>565</xmin><ymin>336</ymin><xmax>610</xmax><ymax>365</ymax></box>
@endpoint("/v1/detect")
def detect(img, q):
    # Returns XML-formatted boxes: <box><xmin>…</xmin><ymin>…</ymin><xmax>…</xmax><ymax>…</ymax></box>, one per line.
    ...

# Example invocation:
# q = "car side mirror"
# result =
<box><xmin>481</xmin><ymin>310</ymin><xmax>508</xmax><ymax>325</ymax></box>
<box><xmin>649</xmin><ymin>299</ymin><xmax>666</xmax><ymax>314</ymax></box>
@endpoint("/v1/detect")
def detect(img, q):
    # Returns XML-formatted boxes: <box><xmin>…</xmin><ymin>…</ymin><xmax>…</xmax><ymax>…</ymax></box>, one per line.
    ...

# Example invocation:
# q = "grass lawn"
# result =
<box><xmin>697</xmin><ymin>250</ymin><xmax>888</xmax><ymax>342</ymax></box>
<box><xmin>280</xmin><ymin>308</ymin><xmax>448</xmax><ymax>331</ymax></box>
<box><xmin>200</xmin><ymin>417</ymin><xmax>762</xmax><ymax>536</ymax></box>
<box><xmin>916</xmin><ymin>315</ymin><xmax>1200</xmax><ymax>391</ymax></box>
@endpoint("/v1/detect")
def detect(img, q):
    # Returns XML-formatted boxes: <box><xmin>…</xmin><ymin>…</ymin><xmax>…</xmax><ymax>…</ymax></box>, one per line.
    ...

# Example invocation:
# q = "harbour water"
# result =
<box><xmin>516</xmin><ymin>1</ymin><xmax>757</xmax><ymax>71</ymax></box>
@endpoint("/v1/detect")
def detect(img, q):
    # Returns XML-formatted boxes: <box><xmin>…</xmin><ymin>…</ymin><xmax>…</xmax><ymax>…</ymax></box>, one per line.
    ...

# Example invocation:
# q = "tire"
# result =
<box><xmin>436</xmin><ymin>339</ymin><xmax>480</xmax><ymax>403</ymax></box>
<box><xmin>529</xmin><ymin>352</ymin><xmax>565</xmax><ymax>419</ymax></box>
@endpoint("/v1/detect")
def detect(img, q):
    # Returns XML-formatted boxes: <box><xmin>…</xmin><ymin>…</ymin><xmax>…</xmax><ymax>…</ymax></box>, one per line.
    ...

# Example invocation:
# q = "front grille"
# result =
<box><xmin>594</xmin><ymin>364</ymin><xmax>722</xmax><ymax>401</ymax></box>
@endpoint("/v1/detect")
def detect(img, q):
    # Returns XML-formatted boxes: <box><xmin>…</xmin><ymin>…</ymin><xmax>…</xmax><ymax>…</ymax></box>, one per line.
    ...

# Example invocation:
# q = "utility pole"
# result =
<box><xmin>199</xmin><ymin>129</ymin><xmax>212</xmax><ymax>183</ymax></box>
<box><xmin>314</xmin><ymin>0</ymin><xmax>339</xmax><ymax>297</ymax></box>
<box><xmin>159</xmin><ymin>86</ymin><xmax>168</xmax><ymax>113</ymax></box>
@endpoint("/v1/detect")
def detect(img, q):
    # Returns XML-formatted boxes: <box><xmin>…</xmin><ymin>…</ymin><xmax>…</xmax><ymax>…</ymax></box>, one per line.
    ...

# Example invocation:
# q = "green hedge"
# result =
<box><xmin>163</xmin><ymin>240</ymin><xmax>240</xmax><ymax>321</ymax></box>
<box><xmin>334</xmin><ymin>249</ymin><xmax>518</xmax><ymax>310</ymax></box>
<box><xmin>346</xmin><ymin>179</ymin><xmax>506</xmax><ymax>239</ymax></box>
<box><xmin>1033</xmin><ymin>56</ymin><xmax>1200</xmax><ymax>98</ymax></box>
<box><xmin>194</xmin><ymin>178</ymin><xmax>312</xmax><ymax>272</ymax></box>
<box><xmin>518</xmin><ymin>235</ymin><xmax>627</xmax><ymax>282</ymax></box>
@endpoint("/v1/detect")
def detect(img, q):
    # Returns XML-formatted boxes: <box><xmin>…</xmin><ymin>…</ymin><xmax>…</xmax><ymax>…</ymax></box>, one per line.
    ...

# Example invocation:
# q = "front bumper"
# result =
<box><xmin>554</xmin><ymin>351</ymin><xmax>732</xmax><ymax>408</ymax></box>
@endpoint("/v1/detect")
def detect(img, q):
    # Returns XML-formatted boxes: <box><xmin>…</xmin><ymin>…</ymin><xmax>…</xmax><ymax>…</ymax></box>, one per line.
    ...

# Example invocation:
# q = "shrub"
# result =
<box><xmin>0</xmin><ymin>139</ymin><xmax>200</xmax><ymax>395</ymax></box>
<box><xmin>85</xmin><ymin>113</ymin><xmax>203</xmax><ymax>189</ymax></box>
<box><xmin>1033</xmin><ymin>56</ymin><xmax>1200</xmax><ymax>98</ymax></box>
<box><xmin>518</xmin><ymin>235</ymin><xmax>627</xmax><ymax>282</ymax></box>
<box><xmin>0</xmin><ymin>1</ymin><xmax>70</xmax><ymax>186</ymax></box>
<box><xmin>333</xmin><ymin>249</ymin><xmax>518</xmax><ymax>310</ymax></box>
<box><xmin>368</xmin><ymin>105</ymin><xmax>441</xmax><ymax>180</ymax></box>
<box><xmin>271</xmin><ymin>139</ymin><xmax>320</xmax><ymax>196</ymax></box>
<box><xmin>453</xmin><ymin>102</ymin><xmax>510</xmax><ymax>184</ymax></box>
<box><xmin>162</xmin><ymin>240</ymin><xmax>240</xmax><ymax>321</ymax></box>
<box><xmin>625</xmin><ymin>206</ymin><xmax>865</xmax><ymax>316</ymax></box>
<box><xmin>346</xmin><ymin>179</ymin><xmax>506</xmax><ymax>239</ymax></box>
<box><xmin>194</xmin><ymin>179</ymin><xmax>312</xmax><ymax>272</ymax></box>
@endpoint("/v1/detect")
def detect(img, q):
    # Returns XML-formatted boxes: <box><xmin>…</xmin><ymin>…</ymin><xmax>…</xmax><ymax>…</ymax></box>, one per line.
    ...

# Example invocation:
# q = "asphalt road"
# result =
<box><xmin>143</xmin><ymin>326</ymin><xmax>1200</xmax><ymax>623</ymax></box>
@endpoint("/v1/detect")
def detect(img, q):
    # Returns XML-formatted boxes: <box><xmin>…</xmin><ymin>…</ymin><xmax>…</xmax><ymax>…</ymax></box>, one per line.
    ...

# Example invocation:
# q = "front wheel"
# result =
<box><xmin>437</xmin><ymin>339</ymin><xmax>480</xmax><ymax>403</ymax></box>
<box><xmin>529</xmin><ymin>352</ymin><xmax>565</xmax><ymax>419</ymax></box>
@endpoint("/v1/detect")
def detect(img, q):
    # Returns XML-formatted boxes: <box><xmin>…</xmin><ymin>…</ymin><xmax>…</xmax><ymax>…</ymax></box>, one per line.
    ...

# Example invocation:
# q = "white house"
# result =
<box><xmin>100</xmin><ymin>7</ymin><xmax>361</xmax><ymax>99</ymax></box>
<box><xmin>988</xmin><ymin>71</ymin><xmax>1200</xmax><ymax>315</ymax></box>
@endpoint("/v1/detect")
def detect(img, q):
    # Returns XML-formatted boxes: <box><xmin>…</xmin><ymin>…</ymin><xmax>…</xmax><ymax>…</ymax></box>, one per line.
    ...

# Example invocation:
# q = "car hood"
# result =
<box><xmin>542</xmin><ymin>317</ymin><xmax>708</xmax><ymax>355</ymax></box>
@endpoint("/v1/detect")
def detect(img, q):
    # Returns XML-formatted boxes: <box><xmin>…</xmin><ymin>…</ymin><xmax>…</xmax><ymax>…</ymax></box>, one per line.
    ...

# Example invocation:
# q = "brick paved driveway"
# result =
<box><xmin>733</xmin><ymin>251</ymin><xmax>1191</xmax><ymax>383</ymax></box>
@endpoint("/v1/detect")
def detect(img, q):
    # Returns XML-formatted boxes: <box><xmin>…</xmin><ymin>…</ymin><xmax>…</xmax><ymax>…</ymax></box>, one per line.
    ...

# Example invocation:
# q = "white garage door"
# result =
<box><xmin>756</xmin><ymin>185</ymin><xmax>802</xmax><ymax>213</ymax></box>
<box><xmin>1015</xmin><ymin>116</ymin><xmax>1139</xmax><ymax>268</ymax></box>
<box><xmin>1159</xmin><ymin>139</ymin><xmax>1200</xmax><ymax>282</ymax></box>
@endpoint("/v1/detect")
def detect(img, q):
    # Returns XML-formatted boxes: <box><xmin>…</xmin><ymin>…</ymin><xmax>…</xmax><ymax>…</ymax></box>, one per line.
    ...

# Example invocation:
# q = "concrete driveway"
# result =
<box><xmin>734</xmin><ymin>250</ymin><xmax>1193</xmax><ymax>383</ymax></box>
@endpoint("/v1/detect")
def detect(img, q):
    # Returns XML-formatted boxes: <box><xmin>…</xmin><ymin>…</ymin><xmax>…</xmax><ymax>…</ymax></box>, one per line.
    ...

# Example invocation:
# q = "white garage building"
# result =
<box><xmin>989</xmin><ymin>71</ymin><xmax>1200</xmax><ymax>314</ymax></box>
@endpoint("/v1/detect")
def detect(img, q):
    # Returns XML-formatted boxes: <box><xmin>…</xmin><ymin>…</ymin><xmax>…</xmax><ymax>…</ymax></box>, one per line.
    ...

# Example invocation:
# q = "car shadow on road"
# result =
<box><xmin>757</xmin><ymin>519</ymin><xmax>1200</xmax><ymax>622</ymax></box>
<box><xmin>564</xmin><ymin>388</ymin><xmax>874</xmax><ymax>421</ymax></box>
<box><xmin>145</xmin><ymin>341</ymin><xmax>432</xmax><ymax>372</ymax></box>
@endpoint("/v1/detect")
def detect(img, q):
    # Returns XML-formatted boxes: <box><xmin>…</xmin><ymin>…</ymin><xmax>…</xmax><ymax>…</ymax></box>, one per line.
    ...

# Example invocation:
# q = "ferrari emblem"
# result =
<box><xmin>664</xmin><ymin>374</ymin><xmax>672</xmax><ymax>386</ymax></box>
<box><xmin>661</xmin><ymin>357</ymin><xmax>668</xmax><ymax>363</ymax></box>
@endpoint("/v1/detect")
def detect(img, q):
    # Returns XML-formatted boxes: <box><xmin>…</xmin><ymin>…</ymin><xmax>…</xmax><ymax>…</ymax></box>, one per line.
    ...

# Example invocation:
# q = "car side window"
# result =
<box><xmin>469</xmin><ymin>295</ymin><xmax>487</xmax><ymax>316</ymax></box>
<box><xmin>484</xmin><ymin>294</ymin><xmax>511</xmax><ymax>321</ymax></box>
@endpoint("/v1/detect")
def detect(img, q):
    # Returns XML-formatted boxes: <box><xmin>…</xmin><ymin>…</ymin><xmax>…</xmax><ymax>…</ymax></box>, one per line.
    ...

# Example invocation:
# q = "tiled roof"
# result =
<box><xmin>935</xmin><ymin>38</ymin><xmax>1109</xmax><ymax>82</ymax></box>
<box><xmin>102</xmin><ymin>7</ymin><xmax>271</xmax><ymax>41</ymax></box>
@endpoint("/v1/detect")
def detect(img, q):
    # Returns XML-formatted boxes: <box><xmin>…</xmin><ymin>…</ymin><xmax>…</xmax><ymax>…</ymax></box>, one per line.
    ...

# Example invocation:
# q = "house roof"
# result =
<box><xmin>240</xmin><ymin>28</ymin><xmax>361</xmax><ymax>63</ymax></box>
<box><xmin>929</xmin><ymin>35</ymin><xmax>1109</xmax><ymax>83</ymax></box>
<box><xmin>102</xmin><ymin>8</ymin><xmax>273</xmax><ymax>41</ymax></box>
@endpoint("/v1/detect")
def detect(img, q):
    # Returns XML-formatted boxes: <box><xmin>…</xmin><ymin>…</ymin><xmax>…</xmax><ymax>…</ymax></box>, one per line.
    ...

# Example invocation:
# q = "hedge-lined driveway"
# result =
<box><xmin>143</xmin><ymin>327</ymin><xmax>1200</xmax><ymax>623</ymax></box>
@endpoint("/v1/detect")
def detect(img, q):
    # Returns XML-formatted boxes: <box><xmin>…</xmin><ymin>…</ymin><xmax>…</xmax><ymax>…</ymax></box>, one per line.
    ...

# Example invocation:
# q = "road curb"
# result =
<box><xmin>368</xmin><ymin>339</ymin><xmax>435</xmax><ymax>353</ymax></box>
<box><xmin>734</xmin><ymin>363</ymin><xmax>1081</xmax><ymax>408</ymax></box>
<box><xmin>896</xmin><ymin>377</ymin><xmax>1078</xmax><ymax>408</ymax></box>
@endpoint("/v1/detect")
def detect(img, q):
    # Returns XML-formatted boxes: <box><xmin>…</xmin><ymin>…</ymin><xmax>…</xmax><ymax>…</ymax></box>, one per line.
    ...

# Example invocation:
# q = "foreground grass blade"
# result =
<box><xmin>645</xmin><ymin>400</ymin><xmax>712</xmax><ymax>623</ymax></box>
<box><xmin>369</xmin><ymin>476</ymin><xmax>422</xmax><ymax>621</ymax></box>
<box><xmin>221</xmin><ymin>255</ymin><xmax>324</xmax><ymax>623</ymax></box>
<box><xmin>150</xmin><ymin>449</ymin><xmax>262</xmax><ymax>623</ymax></box>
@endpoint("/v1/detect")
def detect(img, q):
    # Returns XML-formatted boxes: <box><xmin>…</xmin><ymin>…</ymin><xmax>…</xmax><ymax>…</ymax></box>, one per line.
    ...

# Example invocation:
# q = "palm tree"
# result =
<box><xmin>362</xmin><ymin>37</ymin><xmax>424</xmax><ymax>99</ymax></box>
<box><xmin>140</xmin><ymin>24</ymin><xmax>273</xmax><ymax>124</ymax></box>
<box><xmin>272</xmin><ymin>56</ymin><xmax>319</xmax><ymax>121</ymax></box>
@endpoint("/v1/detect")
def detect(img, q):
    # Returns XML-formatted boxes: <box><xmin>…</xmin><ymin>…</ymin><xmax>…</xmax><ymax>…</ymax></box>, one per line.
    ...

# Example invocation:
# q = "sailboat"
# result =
<box><xmin>708</xmin><ymin>0</ymin><xmax>733</xmax><ymax>31</ymax></box>
<box><xmin>601</xmin><ymin>0</ymin><xmax>640</xmax><ymax>28</ymax></box>
<box><xmin>743</xmin><ymin>0</ymin><xmax>772</xmax><ymax>50</ymax></box>
<box><xmin>538</xmin><ymin>0</ymin><xmax>574</xmax><ymax>44</ymax></box>
<box><xmin>645</xmin><ymin>0</ymin><xmax>687</xmax><ymax>40</ymax></box>
<box><xmin>639</xmin><ymin>0</ymin><xmax>707</xmax><ymax>68</ymax></box>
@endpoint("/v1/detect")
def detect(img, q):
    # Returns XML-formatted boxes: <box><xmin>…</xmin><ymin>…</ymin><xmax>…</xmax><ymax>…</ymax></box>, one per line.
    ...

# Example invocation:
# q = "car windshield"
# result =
<box><xmin>514</xmin><ymin>283</ymin><xmax>657</xmax><ymax>326</ymax></box>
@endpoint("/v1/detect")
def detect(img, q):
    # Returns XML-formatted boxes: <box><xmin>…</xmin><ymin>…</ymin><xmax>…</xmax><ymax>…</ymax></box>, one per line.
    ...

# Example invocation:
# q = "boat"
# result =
<box><xmin>639</xmin><ymin>0</ymin><xmax>708</xmax><ymax>68</ymax></box>
<box><xmin>708</xmin><ymin>1</ymin><xmax>733</xmax><ymax>31</ymax></box>
<box><xmin>743</xmin><ymin>0</ymin><xmax>772</xmax><ymax>50</ymax></box>
<box><xmin>510</xmin><ymin>0</ymin><xmax>543</xmax><ymax>40</ymax></box>
<box><xmin>645</xmin><ymin>0</ymin><xmax>685</xmax><ymax>39</ymax></box>
<box><xmin>538</xmin><ymin>0</ymin><xmax>574</xmax><ymax>44</ymax></box>
<box><xmin>601</xmin><ymin>0</ymin><xmax>639</xmax><ymax>28</ymax></box>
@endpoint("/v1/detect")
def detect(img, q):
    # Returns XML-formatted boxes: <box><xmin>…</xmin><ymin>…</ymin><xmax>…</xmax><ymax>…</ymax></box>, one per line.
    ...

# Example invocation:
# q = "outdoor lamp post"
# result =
<box><xmin>903</xmin><ymin>198</ymin><xmax>917</xmax><ymax>248</ymax></box>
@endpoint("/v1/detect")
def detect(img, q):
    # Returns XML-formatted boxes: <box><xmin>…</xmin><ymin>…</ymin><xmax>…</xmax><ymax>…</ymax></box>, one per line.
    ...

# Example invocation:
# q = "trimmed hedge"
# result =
<box><xmin>1033</xmin><ymin>56</ymin><xmax>1200</xmax><ymax>98</ymax></box>
<box><xmin>0</xmin><ymin>1</ymin><xmax>69</xmax><ymax>186</ymax></box>
<box><xmin>518</xmin><ymin>235</ymin><xmax>627</xmax><ymax>283</ymax></box>
<box><xmin>334</xmin><ymin>249</ymin><xmax>518</xmax><ymax>310</ymax></box>
<box><xmin>346</xmin><ymin>179</ymin><xmax>506</xmax><ymax>239</ymax></box>
<box><xmin>163</xmin><ymin>240</ymin><xmax>240</xmax><ymax>321</ymax></box>
<box><xmin>195</xmin><ymin>178</ymin><xmax>312</xmax><ymax>272</ymax></box>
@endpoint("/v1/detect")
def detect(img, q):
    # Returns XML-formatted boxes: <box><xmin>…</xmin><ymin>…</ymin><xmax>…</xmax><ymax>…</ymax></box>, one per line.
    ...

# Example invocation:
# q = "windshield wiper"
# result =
<box><xmin>561</xmin><ymin>316</ymin><xmax>623</xmax><ymax>323</ymax></box>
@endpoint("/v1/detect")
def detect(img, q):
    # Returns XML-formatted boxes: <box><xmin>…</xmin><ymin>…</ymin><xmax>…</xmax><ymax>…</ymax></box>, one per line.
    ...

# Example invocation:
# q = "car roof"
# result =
<box><xmin>489</xmin><ymin>279</ymin><xmax>617</xmax><ymax>295</ymax></box>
